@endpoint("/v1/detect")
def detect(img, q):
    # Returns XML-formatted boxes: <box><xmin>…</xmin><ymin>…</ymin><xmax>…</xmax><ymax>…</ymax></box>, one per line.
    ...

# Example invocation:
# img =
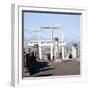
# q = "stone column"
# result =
<box><xmin>62</xmin><ymin>46</ymin><xmax>64</xmax><ymax>60</ymax></box>
<box><xmin>39</xmin><ymin>46</ymin><xmax>42</xmax><ymax>59</ymax></box>
<box><xmin>50</xmin><ymin>44</ymin><xmax>53</xmax><ymax>60</ymax></box>
<box><xmin>53</xmin><ymin>38</ymin><xmax>59</xmax><ymax>60</ymax></box>
<box><xmin>72</xmin><ymin>46</ymin><xmax>77</xmax><ymax>59</ymax></box>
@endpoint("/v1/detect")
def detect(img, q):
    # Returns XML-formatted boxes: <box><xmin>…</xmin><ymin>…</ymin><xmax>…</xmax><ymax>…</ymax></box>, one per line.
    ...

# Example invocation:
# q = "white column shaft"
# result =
<box><xmin>51</xmin><ymin>44</ymin><xmax>53</xmax><ymax>60</ymax></box>
<box><xmin>39</xmin><ymin>46</ymin><xmax>42</xmax><ymax>59</ymax></box>
<box><xmin>62</xmin><ymin>47</ymin><xmax>64</xmax><ymax>60</ymax></box>
<box><xmin>72</xmin><ymin>46</ymin><xmax>77</xmax><ymax>59</ymax></box>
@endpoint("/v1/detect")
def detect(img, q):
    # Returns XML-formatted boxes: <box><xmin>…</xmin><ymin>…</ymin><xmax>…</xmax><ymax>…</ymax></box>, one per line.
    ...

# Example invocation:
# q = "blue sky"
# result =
<box><xmin>24</xmin><ymin>12</ymin><xmax>80</xmax><ymax>48</ymax></box>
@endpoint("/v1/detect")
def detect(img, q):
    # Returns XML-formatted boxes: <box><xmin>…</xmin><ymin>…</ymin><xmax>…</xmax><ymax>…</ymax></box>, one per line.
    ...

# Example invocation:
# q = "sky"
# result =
<box><xmin>24</xmin><ymin>12</ymin><xmax>80</xmax><ymax>48</ymax></box>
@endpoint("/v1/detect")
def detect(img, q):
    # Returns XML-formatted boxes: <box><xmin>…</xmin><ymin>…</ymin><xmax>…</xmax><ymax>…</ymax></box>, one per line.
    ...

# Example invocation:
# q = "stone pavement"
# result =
<box><xmin>24</xmin><ymin>60</ymin><xmax>80</xmax><ymax>77</ymax></box>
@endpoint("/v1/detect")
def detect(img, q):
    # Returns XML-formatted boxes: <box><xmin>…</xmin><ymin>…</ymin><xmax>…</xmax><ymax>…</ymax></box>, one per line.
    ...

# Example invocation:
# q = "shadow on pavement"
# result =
<box><xmin>25</xmin><ymin>53</ymin><xmax>50</xmax><ymax>76</ymax></box>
